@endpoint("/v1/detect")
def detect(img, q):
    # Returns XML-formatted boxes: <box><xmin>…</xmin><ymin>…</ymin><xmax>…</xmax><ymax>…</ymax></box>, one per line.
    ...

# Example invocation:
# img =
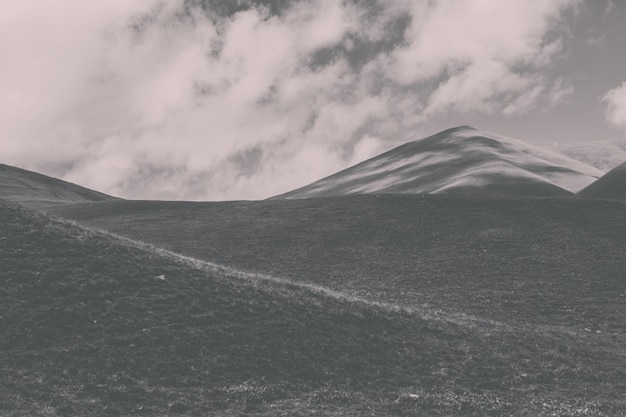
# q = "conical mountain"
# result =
<box><xmin>0</xmin><ymin>163</ymin><xmax>119</xmax><ymax>207</ymax></box>
<box><xmin>273</xmin><ymin>126</ymin><xmax>603</xmax><ymax>199</ymax></box>
<box><xmin>574</xmin><ymin>160</ymin><xmax>626</xmax><ymax>200</ymax></box>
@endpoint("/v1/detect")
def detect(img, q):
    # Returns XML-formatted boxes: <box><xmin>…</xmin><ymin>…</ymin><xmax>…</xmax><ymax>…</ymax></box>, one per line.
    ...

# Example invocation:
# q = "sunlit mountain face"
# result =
<box><xmin>274</xmin><ymin>126</ymin><xmax>603</xmax><ymax>199</ymax></box>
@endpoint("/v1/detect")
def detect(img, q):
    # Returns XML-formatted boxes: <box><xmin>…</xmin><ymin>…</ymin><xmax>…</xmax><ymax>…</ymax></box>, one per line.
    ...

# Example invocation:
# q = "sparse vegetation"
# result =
<box><xmin>1</xmin><ymin>197</ymin><xmax>625</xmax><ymax>415</ymax></box>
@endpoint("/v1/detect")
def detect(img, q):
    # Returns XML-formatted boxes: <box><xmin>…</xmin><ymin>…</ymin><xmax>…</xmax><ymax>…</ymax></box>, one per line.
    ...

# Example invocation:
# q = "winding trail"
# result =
<box><xmin>53</xmin><ymin>216</ymin><xmax>586</xmax><ymax>338</ymax></box>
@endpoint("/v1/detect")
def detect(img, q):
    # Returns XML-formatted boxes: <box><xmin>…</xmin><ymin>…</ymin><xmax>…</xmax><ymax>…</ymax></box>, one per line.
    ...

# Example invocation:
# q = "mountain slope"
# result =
<box><xmin>0</xmin><ymin>163</ymin><xmax>118</xmax><ymax>207</ymax></box>
<box><xmin>274</xmin><ymin>126</ymin><xmax>603</xmax><ymax>199</ymax></box>
<box><xmin>548</xmin><ymin>139</ymin><xmax>626</xmax><ymax>172</ymax></box>
<box><xmin>574</xmin><ymin>160</ymin><xmax>626</xmax><ymax>200</ymax></box>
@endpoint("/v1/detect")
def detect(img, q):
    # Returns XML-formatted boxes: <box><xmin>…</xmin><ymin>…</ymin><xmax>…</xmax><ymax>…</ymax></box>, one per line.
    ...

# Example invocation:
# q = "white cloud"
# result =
<box><xmin>386</xmin><ymin>0</ymin><xmax>576</xmax><ymax>116</ymax></box>
<box><xmin>349</xmin><ymin>135</ymin><xmax>388</xmax><ymax>166</ymax></box>
<box><xmin>0</xmin><ymin>0</ymin><xmax>579</xmax><ymax>200</ymax></box>
<box><xmin>604</xmin><ymin>80</ymin><xmax>626</xmax><ymax>128</ymax></box>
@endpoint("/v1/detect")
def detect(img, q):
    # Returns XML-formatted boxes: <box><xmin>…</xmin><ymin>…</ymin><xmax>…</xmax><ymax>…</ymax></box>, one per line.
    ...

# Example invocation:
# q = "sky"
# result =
<box><xmin>2</xmin><ymin>0</ymin><xmax>626</xmax><ymax>201</ymax></box>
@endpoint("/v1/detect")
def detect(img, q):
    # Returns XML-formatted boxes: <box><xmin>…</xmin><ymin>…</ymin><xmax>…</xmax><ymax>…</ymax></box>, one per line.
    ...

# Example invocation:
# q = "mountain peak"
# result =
<box><xmin>273</xmin><ymin>127</ymin><xmax>603</xmax><ymax>199</ymax></box>
<box><xmin>426</xmin><ymin>125</ymin><xmax>481</xmax><ymax>139</ymax></box>
<box><xmin>446</xmin><ymin>124</ymin><xmax>480</xmax><ymax>132</ymax></box>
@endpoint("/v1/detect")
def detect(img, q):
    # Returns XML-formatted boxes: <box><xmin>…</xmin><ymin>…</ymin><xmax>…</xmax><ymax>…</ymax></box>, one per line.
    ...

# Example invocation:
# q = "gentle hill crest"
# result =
<box><xmin>574</xmin><ymin>160</ymin><xmax>626</xmax><ymax>200</ymax></box>
<box><xmin>273</xmin><ymin>126</ymin><xmax>603</xmax><ymax>199</ymax></box>
<box><xmin>0</xmin><ymin>163</ymin><xmax>119</xmax><ymax>207</ymax></box>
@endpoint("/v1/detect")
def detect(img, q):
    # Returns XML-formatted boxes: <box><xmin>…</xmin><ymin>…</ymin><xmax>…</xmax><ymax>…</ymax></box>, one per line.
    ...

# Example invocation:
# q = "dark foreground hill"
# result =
<box><xmin>3</xmin><ymin>199</ymin><xmax>626</xmax><ymax>416</ymax></box>
<box><xmin>273</xmin><ymin>126</ymin><xmax>602</xmax><ymax>199</ymax></box>
<box><xmin>0</xmin><ymin>163</ymin><xmax>118</xmax><ymax>208</ymax></box>
<box><xmin>52</xmin><ymin>196</ymin><xmax>626</xmax><ymax>329</ymax></box>
<box><xmin>574</xmin><ymin>161</ymin><xmax>626</xmax><ymax>200</ymax></box>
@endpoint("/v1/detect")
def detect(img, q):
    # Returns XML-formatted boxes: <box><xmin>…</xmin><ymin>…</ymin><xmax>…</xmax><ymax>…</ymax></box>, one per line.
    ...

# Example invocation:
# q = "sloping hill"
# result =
<box><xmin>273</xmin><ymin>126</ymin><xmax>602</xmax><ymax>199</ymax></box>
<box><xmin>0</xmin><ymin>163</ymin><xmax>118</xmax><ymax>208</ymax></box>
<box><xmin>574</xmin><ymin>160</ymin><xmax>626</xmax><ymax>200</ymax></box>
<box><xmin>4</xmin><ymin>200</ymin><xmax>626</xmax><ymax>416</ymax></box>
<box><xmin>52</xmin><ymin>196</ymin><xmax>626</xmax><ymax>328</ymax></box>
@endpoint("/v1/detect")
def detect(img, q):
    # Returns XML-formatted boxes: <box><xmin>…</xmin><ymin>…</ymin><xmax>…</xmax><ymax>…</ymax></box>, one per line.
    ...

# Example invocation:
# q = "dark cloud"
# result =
<box><xmin>185</xmin><ymin>0</ymin><xmax>296</xmax><ymax>17</ymax></box>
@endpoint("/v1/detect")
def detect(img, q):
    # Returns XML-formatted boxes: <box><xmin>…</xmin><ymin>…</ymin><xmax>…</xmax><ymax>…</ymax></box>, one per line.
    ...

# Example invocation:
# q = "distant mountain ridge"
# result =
<box><xmin>274</xmin><ymin>126</ymin><xmax>604</xmax><ymax>199</ymax></box>
<box><xmin>547</xmin><ymin>139</ymin><xmax>626</xmax><ymax>173</ymax></box>
<box><xmin>0</xmin><ymin>163</ymin><xmax>119</xmax><ymax>207</ymax></box>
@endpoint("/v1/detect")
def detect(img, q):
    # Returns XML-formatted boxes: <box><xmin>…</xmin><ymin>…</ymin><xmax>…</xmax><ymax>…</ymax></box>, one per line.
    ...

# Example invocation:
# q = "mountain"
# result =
<box><xmin>0</xmin><ymin>163</ymin><xmax>118</xmax><ymax>207</ymax></box>
<box><xmin>574</xmin><ymin>160</ymin><xmax>626</xmax><ymax>200</ymax></box>
<box><xmin>273</xmin><ymin>126</ymin><xmax>603</xmax><ymax>199</ymax></box>
<box><xmin>547</xmin><ymin>139</ymin><xmax>626</xmax><ymax>172</ymax></box>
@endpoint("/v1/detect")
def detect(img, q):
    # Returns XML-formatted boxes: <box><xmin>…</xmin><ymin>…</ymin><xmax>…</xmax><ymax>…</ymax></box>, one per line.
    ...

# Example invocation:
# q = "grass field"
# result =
<box><xmin>30</xmin><ymin>196</ymin><xmax>626</xmax><ymax>416</ymax></box>
<box><xmin>1</xmin><ymin>198</ymin><xmax>624</xmax><ymax>415</ymax></box>
<box><xmin>51</xmin><ymin>195</ymin><xmax>626</xmax><ymax>330</ymax></box>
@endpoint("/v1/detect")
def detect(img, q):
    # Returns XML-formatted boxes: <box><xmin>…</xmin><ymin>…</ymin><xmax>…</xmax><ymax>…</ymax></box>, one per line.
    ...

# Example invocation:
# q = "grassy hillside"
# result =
<box><xmin>0</xmin><ymin>163</ymin><xmax>118</xmax><ymax>208</ymax></box>
<box><xmin>51</xmin><ymin>195</ymin><xmax>626</xmax><ymax>330</ymax></box>
<box><xmin>2</xmin><ymin>199</ymin><xmax>625</xmax><ymax>415</ymax></box>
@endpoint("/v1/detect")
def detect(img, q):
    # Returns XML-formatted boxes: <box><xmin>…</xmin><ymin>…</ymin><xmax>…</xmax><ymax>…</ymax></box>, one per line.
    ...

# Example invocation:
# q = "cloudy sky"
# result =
<box><xmin>2</xmin><ymin>0</ymin><xmax>626</xmax><ymax>200</ymax></box>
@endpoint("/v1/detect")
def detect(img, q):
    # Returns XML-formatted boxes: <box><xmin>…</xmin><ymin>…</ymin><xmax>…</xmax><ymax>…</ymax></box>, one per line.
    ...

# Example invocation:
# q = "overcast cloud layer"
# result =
<box><xmin>2</xmin><ymin>0</ymin><xmax>615</xmax><ymax>200</ymax></box>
